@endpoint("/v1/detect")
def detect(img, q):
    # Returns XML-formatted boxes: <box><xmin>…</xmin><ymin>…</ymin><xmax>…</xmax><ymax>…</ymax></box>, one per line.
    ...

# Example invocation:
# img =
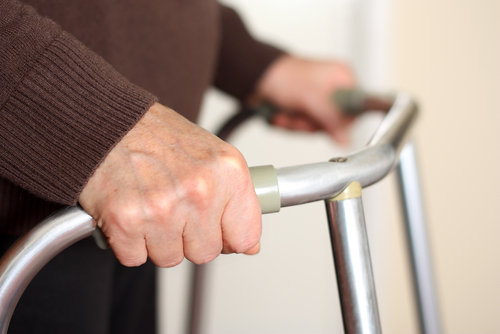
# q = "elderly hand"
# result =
<box><xmin>255</xmin><ymin>55</ymin><xmax>356</xmax><ymax>144</ymax></box>
<box><xmin>79</xmin><ymin>103</ymin><xmax>262</xmax><ymax>267</ymax></box>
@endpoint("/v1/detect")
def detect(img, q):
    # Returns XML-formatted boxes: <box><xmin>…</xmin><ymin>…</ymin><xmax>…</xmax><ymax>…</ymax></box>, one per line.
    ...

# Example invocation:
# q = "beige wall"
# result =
<box><xmin>390</xmin><ymin>1</ymin><xmax>500</xmax><ymax>333</ymax></box>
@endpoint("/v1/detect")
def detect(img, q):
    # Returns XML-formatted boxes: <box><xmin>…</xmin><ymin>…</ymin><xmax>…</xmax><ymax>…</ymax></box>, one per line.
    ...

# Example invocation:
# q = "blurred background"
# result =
<box><xmin>160</xmin><ymin>1</ymin><xmax>500</xmax><ymax>333</ymax></box>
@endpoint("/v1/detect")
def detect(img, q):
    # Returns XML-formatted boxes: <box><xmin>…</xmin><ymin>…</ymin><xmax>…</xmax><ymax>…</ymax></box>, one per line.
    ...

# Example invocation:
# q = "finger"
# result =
<box><xmin>183</xmin><ymin>225</ymin><xmax>221</xmax><ymax>265</ymax></box>
<box><xmin>330</xmin><ymin>124</ymin><xmax>349</xmax><ymax>144</ymax></box>
<box><xmin>103</xmin><ymin>217</ymin><xmax>148</xmax><ymax>267</ymax></box>
<box><xmin>181</xmin><ymin>178</ymin><xmax>224</xmax><ymax>264</ymax></box>
<box><xmin>144</xmin><ymin>200</ymin><xmax>185</xmax><ymax>268</ymax></box>
<box><xmin>273</xmin><ymin>104</ymin><xmax>352</xmax><ymax>143</ymax></box>
<box><xmin>244</xmin><ymin>242</ymin><xmax>260</xmax><ymax>255</ymax></box>
<box><xmin>146</xmin><ymin>227</ymin><xmax>185</xmax><ymax>268</ymax></box>
<box><xmin>271</xmin><ymin>112</ymin><xmax>322</xmax><ymax>132</ymax></box>
<box><xmin>310</xmin><ymin>99</ymin><xmax>352</xmax><ymax>144</ymax></box>
<box><xmin>291</xmin><ymin>117</ymin><xmax>321</xmax><ymax>132</ymax></box>
<box><xmin>295</xmin><ymin>93</ymin><xmax>345</xmax><ymax>138</ymax></box>
<box><xmin>332</xmin><ymin>115</ymin><xmax>356</xmax><ymax>144</ymax></box>
<box><xmin>220</xmin><ymin>174</ymin><xmax>262</xmax><ymax>255</ymax></box>
<box><xmin>271</xmin><ymin>112</ymin><xmax>293</xmax><ymax>129</ymax></box>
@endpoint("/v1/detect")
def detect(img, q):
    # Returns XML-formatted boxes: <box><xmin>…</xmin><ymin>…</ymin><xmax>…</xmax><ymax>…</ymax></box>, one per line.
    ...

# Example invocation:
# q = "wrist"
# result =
<box><xmin>253</xmin><ymin>54</ymin><xmax>296</xmax><ymax>103</ymax></box>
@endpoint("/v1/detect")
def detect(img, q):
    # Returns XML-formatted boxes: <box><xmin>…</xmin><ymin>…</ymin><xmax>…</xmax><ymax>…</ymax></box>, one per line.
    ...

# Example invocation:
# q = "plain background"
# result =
<box><xmin>159</xmin><ymin>1</ymin><xmax>500</xmax><ymax>333</ymax></box>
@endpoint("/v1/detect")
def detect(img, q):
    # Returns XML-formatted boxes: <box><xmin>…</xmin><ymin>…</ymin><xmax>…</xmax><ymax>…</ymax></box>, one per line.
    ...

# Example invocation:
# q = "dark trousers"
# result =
<box><xmin>0</xmin><ymin>235</ymin><xmax>157</xmax><ymax>334</ymax></box>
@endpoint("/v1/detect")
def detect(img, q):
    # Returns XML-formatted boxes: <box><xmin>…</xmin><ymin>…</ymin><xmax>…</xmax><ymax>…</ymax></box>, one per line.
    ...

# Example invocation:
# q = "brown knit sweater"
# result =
<box><xmin>0</xmin><ymin>0</ymin><xmax>282</xmax><ymax>235</ymax></box>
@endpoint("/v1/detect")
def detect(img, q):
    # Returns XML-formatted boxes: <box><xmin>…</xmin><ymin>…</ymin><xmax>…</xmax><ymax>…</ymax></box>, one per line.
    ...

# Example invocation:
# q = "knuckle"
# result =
<box><xmin>179</xmin><ymin>176</ymin><xmax>212</xmax><ymax>211</ymax></box>
<box><xmin>110</xmin><ymin>216</ymin><xmax>140</xmax><ymax>236</ymax></box>
<box><xmin>107</xmin><ymin>205</ymin><xmax>142</xmax><ymax>229</ymax></box>
<box><xmin>184</xmin><ymin>176</ymin><xmax>210</xmax><ymax>202</ymax></box>
<box><xmin>144</xmin><ymin>191</ymin><xmax>174</xmax><ymax>218</ymax></box>
<box><xmin>219</xmin><ymin>148</ymin><xmax>246</xmax><ymax>174</ymax></box>
<box><xmin>106</xmin><ymin>193</ymin><xmax>174</xmax><ymax>232</ymax></box>
<box><xmin>218</xmin><ymin>150</ymin><xmax>253</xmax><ymax>193</ymax></box>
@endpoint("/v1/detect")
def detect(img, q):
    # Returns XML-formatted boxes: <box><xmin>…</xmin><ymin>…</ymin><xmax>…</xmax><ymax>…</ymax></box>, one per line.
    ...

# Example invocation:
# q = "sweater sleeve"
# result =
<box><xmin>0</xmin><ymin>0</ymin><xmax>157</xmax><ymax>205</ymax></box>
<box><xmin>213</xmin><ymin>6</ymin><xmax>284</xmax><ymax>101</ymax></box>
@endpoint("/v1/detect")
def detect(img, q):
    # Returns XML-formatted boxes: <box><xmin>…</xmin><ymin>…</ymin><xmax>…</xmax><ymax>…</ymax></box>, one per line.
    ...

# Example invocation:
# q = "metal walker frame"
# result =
<box><xmin>0</xmin><ymin>91</ymin><xmax>441</xmax><ymax>334</ymax></box>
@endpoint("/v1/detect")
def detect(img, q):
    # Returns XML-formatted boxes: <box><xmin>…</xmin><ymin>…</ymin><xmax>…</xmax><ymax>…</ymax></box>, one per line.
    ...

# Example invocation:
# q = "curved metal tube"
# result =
<box><xmin>0</xmin><ymin>207</ymin><xmax>95</xmax><ymax>334</ymax></box>
<box><xmin>0</xmin><ymin>91</ymin><xmax>418</xmax><ymax>333</ymax></box>
<box><xmin>277</xmin><ymin>93</ymin><xmax>418</xmax><ymax>206</ymax></box>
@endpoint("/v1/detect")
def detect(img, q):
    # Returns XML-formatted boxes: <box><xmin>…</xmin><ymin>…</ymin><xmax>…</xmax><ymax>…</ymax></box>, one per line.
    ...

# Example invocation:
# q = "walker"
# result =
<box><xmin>0</xmin><ymin>90</ymin><xmax>441</xmax><ymax>334</ymax></box>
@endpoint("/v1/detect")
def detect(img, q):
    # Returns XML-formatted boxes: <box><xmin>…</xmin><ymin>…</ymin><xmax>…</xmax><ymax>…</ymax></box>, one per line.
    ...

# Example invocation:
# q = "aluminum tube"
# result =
<box><xmin>277</xmin><ymin>144</ymin><xmax>395</xmax><ymax>207</ymax></box>
<box><xmin>396</xmin><ymin>142</ymin><xmax>442</xmax><ymax>334</ymax></box>
<box><xmin>187</xmin><ymin>264</ymin><xmax>207</xmax><ymax>334</ymax></box>
<box><xmin>276</xmin><ymin>93</ymin><xmax>418</xmax><ymax>208</ymax></box>
<box><xmin>326</xmin><ymin>196</ymin><xmax>381</xmax><ymax>334</ymax></box>
<box><xmin>0</xmin><ymin>206</ymin><xmax>95</xmax><ymax>334</ymax></box>
<box><xmin>368</xmin><ymin>93</ymin><xmax>418</xmax><ymax>150</ymax></box>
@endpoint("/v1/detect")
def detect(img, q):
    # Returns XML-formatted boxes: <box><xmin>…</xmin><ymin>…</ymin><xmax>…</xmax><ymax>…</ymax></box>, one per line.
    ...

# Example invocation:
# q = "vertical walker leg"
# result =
<box><xmin>396</xmin><ymin>142</ymin><xmax>442</xmax><ymax>334</ymax></box>
<box><xmin>325</xmin><ymin>182</ymin><xmax>382</xmax><ymax>334</ymax></box>
<box><xmin>187</xmin><ymin>264</ymin><xmax>206</xmax><ymax>334</ymax></box>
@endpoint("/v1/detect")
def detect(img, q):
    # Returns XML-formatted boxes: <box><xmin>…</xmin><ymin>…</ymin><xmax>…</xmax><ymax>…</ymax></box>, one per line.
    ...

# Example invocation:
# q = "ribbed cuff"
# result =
<box><xmin>0</xmin><ymin>31</ymin><xmax>157</xmax><ymax>205</ymax></box>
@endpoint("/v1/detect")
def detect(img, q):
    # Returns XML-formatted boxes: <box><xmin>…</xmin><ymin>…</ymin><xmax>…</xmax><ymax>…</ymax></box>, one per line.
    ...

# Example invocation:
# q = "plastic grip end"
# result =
<box><xmin>249</xmin><ymin>165</ymin><xmax>281</xmax><ymax>214</ymax></box>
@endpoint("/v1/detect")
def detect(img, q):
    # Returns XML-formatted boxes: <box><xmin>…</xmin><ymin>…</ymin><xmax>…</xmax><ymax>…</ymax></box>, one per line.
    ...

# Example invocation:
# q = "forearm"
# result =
<box><xmin>0</xmin><ymin>0</ymin><xmax>156</xmax><ymax>205</ymax></box>
<box><xmin>213</xmin><ymin>5</ymin><xmax>284</xmax><ymax>101</ymax></box>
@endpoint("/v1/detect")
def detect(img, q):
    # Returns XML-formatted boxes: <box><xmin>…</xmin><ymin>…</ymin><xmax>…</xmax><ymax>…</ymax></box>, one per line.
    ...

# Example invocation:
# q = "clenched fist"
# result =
<box><xmin>79</xmin><ymin>103</ymin><xmax>262</xmax><ymax>267</ymax></box>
